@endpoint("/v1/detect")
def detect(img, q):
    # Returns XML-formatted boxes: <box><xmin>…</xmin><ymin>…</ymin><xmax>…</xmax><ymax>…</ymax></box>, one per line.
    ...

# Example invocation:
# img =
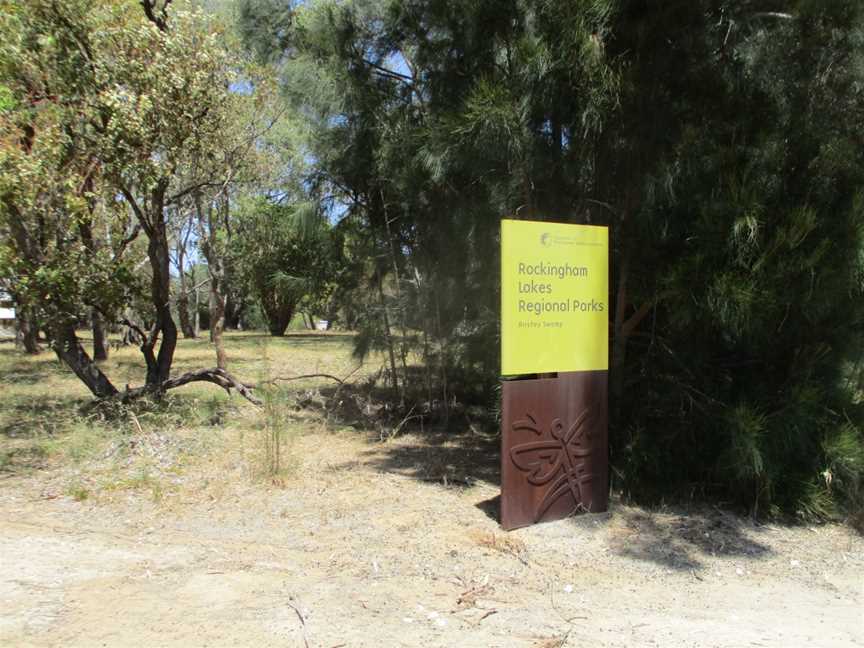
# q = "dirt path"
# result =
<box><xmin>1</xmin><ymin>431</ymin><xmax>862</xmax><ymax>647</ymax></box>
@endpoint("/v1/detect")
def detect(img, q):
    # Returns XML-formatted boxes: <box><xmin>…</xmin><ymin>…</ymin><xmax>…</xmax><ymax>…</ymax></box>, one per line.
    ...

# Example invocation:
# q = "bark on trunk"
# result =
<box><xmin>434</xmin><ymin>289</ymin><xmax>449</xmax><ymax>425</ymax></box>
<box><xmin>178</xmin><ymin>290</ymin><xmax>195</xmax><ymax>339</ymax></box>
<box><xmin>263</xmin><ymin>301</ymin><xmax>293</xmax><ymax>336</ymax></box>
<box><xmin>193</xmin><ymin>281</ymin><xmax>201</xmax><ymax>336</ymax></box>
<box><xmin>196</xmin><ymin>191</ymin><xmax>228</xmax><ymax>369</ymax></box>
<box><xmin>209</xmin><ymin>275</ymin><xmax>227</xmax><ymax>369</ymax></box>
<box><xmin>176</xmin><ymin>234</ymin><xmax>195</xmax><ymax>338</ymax></box>
<box><xmin>145</xmin><ymin>202</ymin><xmax>177</xmax><ymax>388</ymax></box>
<box><xmin>15</xmin><ymin>305</ymin><xmax>41</xmax><ymax>354</ymax></box>
<box><xmin>53</xmin><ymin>321</ymin><xmax>118</xmax><ymax>398</ymax></box>
<box><xmin>225</xmin><ymin>292</ymin><xmax>244</xmax><ymax>329</ymax></box>
<box><xmin>121</xmin><ymin>180</ymin><xmax>176</xmax><ymax>390</ymax></box>
<box><xmin>381</xmin><ymin>195</ymin><xmax>410</xmax><ymax>401</ymax></box>
<box><xmin>75</xmin><ymin>192</ymin><xmax>109</xmax><ymax>362</ymax></box>
<box><xmin>187</xmin><ymin>265</ymin><xmax>201</xmax><ymax>337</ymax></box>
<box><xmin>92</xmin><ymin>307</ymin><xmax>108</xmax><ymax>361</ymax></box>
<box><xmin>611</xmin><ymin>243</ymin><xmax>630</xmax><ymax>372</ymax></box>
<box><xmin>376</xmin><ymin>269</ymin><xmax>400</xmax><ymax>395</ymax></box>
<box><xmin>610</xmin><ymin>189</ymin><xmax>638</xmax><ymax>414</ymax></box>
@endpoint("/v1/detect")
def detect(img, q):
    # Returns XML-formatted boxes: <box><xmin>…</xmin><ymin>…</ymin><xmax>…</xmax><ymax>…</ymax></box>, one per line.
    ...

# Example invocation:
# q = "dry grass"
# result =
<box><xmin>469</xmin><ymin>529</ymin><xmax>528</xmax><ymax>558</ymax></box>
<box><xmin>0</xmin><ymin>330</ymin><xmax>379</xmax><ymax>501</ymax></box>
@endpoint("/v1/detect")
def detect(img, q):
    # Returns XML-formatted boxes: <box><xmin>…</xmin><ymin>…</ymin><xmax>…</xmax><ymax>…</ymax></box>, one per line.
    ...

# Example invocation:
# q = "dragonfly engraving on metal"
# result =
<box><xmin>509</xmin><ymin>409</ymin><xmax>596</xmax><ymax>523</ymax></box>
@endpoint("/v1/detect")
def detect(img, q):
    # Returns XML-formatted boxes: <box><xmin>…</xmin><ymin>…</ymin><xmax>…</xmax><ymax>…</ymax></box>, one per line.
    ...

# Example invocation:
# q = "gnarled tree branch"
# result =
<box><xmin>122</xmin><ymin>367</ymin><xmax>262</xmax><ymax>406</ymax></box>
<box><xmin>140</xmin><ymin>0</ymin><xmax>173</xmax><ymax>32</ymax></box>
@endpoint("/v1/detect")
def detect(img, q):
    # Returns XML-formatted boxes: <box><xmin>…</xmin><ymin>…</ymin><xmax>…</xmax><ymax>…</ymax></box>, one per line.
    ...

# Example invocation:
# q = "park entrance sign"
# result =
<box><xmin>501</xmin><ymin>220</ymin><xmax>608</xmax><ymax>374</ymax></box>
<box><xmin>499</xmin><ymin>219</ymin><xmax>609</xmax><ymax>530</ymax></box>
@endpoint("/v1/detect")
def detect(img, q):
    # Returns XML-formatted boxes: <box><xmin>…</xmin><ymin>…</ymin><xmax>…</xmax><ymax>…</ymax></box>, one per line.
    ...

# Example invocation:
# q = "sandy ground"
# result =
<box><xmin>1</xmin><ymin>426</ymin><xmax>862</xmax><ymax>648</ymax></box>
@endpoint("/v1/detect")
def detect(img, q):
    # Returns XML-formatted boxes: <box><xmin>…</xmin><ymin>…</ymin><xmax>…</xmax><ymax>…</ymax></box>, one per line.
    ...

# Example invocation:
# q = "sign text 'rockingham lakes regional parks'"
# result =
<box><xmin>500</xmin><ymin>219</ymin><xmax>609</xmax><ymax>375</ymax></box>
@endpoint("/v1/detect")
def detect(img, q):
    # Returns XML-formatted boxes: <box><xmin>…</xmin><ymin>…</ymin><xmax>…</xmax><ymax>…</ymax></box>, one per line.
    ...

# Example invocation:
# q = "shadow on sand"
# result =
<box><xmin>607</xmin><ymin>507</ymin><xmax>772</xmax><ymax>570</ymax></box>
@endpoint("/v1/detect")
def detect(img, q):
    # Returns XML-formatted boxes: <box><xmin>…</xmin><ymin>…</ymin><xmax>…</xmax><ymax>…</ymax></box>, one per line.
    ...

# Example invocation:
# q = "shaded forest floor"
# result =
<box><xmin>0</xmin><ymin>333</ymin><xmax>862</xmax><ymax>647</ymax></box>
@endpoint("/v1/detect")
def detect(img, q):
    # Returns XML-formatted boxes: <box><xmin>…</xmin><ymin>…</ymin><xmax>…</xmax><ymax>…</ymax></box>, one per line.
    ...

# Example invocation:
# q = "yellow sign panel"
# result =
<box><xmin>501</xmin><ymin>219</ymin><xmax>608</xmax><ymax>375</ymax></box>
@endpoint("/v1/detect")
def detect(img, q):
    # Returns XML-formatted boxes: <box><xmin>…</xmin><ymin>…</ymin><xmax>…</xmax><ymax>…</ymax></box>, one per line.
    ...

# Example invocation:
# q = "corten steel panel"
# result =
<box><xmin>501</xmin><ymin>371</ymin><xmax>608</xmax><ymax>530</ymax></box>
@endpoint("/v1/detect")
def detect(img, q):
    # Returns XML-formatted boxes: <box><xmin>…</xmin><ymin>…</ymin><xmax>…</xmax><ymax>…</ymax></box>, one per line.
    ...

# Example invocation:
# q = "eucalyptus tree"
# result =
<box><xmin>0</xmin><ymin>0</ymin><xmax>145</xmax><ymax>394</ymax></box>
<box><xmin>190</xmin><ymin>68</ymin><xmax>284</xmax><ymax>369</ymax></box>
<box><xmin>0</xmin><ymin>0</ymin><xmax>261</xmax><ymax>403</ymax></box>
<box><xmin>90</xmin><ymin>2</ymin><xmax>240</xmax><ymax>387</ymax></box>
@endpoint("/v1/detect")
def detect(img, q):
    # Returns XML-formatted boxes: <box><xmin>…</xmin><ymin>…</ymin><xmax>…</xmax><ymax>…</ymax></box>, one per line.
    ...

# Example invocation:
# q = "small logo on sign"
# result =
<box><xmin>540</xmin><ymin>233</ymin><xmax>552</xmax><ymax>247</ymax></box>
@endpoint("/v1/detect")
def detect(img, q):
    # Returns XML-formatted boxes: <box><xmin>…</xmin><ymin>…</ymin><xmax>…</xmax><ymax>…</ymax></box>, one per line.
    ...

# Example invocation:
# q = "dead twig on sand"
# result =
<box><xmin>286</xmin><ymin>597</ymin><xmax>310</xmax><ymax>648</ymax></box>
<box><xmin>474</xmin><ymin>609</ymin><xmax>498</xmax><ymax>625</ymax></box>
<box><xmin>380</xmin><ymin>405</ymin><xmax>426</xmax><ymax>441</ymax></box>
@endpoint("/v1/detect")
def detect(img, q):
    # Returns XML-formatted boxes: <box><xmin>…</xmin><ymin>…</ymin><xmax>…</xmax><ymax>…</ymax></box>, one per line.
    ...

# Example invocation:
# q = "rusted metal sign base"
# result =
<box><xmin>501</xmin><ymin>371</ymin><xmax>608</xmax><ymax>530</ymax></box>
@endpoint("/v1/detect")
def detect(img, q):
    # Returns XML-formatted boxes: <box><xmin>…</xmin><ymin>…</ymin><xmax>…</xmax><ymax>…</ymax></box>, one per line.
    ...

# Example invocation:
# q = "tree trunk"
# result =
<box><xmin>178</xmin><ymin>290</ymin><xmax>195</xmax><ymax>339</ymax></box>
<box><xmin>196</xmin><ymin>191</ymin><xmax>228</xmax><ymax>369</ymax></box>
<box><xmin>15</xmin><ymin>304</ymin><xmax>41</xmax><ymax>354</ymax></box>
<box><xmin>176</xmin><ymin>233</ymin><xmax>195</xmax><ymax>338</ymax></box>
<box><xmin>413</xmin><ymin>266</ymin><xmax>434</xmax><ymax>408</ymax></box>
<box><xmin>434</xmin><ymin>288</ymin><xmax>449</xmax><ymax>425</ymax></box>
<box><xmin>610</xmin><ymin>191</ymin><xmax>636</xmax><ymax>419</ymax></box>
<box><xmin>193</xmin><ymin>281</ymin><xmax>201</xmax><ymax>336</ymax></box>
<box><xmin>75</xmin><ymin>193</ymin><xmax>109</xmax><ymax>361</ymax></box>
<box><xmin>53</xmin><ymin>321</ymin><xmax>118</xmax><ymax>398</ymax></box>
<box><xmin>187</xmin><ymin>265</ymin><xmax>201</xmax><ymax>337</ymax></box>
<box><xmin>209</xmin><ymin>272</ymin><xmax>227</xmax><ymax>369</ymax></box>
<box><xmin>225</xmin><ymin>291</ymin><xmax>244</xmax><ymax>329</ymax></box>
<box><xmin>382</xmin><ymin>200</ymin><xmax>410</xmax><ymax>402</ymax></box>
<box><xmin>92</xmin><ymin>307</ymin><xmax>108</xmax><ymax>361</ymax></box>
<box><xmin>263</xmin><ymin>300</ymin><xmax>293</xmax><ymax>336</ymax></box>
<box><xmin>144</xmin><ymin>201</ymin><xmax>177</xmax><ymax>388</ymax></box>
<box><xmin>376</xmin><ymin>268</ymin><xmax>400</xmax><ymax>395</ymax></box>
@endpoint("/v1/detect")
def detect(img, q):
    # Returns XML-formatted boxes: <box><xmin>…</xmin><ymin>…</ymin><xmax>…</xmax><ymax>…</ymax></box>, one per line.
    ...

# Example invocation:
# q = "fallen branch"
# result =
<box><xmin>380</xmin><ymin>405</ymin><xmax>424</xmax><ymax>441</ymax></box>
<box><xmin>120</xmin><ymin>317</ymin><xmax>147</xmax><ymax>344</ymax></box>
<box><xmin>164</xmin><ymin>368</ymin><xmax>262</xmax><ymax>404</ymax></box>
<box><xmin>250</xmin><ymin>365</ymin><xmax>362</xmax><ymax>390</ymax></box>
<box><xmin>253</xmin><ymin>372</ymin><xmax>346</xmax><ymax>386</ymax></box>
<box><xmin>121</xmin><ymin>367</ymin><xmax>263</xmax><ymax>406</ymax></box>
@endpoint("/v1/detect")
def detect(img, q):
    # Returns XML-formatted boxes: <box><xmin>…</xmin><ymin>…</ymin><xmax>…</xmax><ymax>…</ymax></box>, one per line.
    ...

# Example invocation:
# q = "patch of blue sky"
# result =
<box><xmin>229</xmin><ymin>79</ymin><xmax>254</xmax><ymax>95</ymax></box>
<box><xmin>384</xmin><ymin>51</ymin><xmax>412</xmax><ymax>79</ymax></box>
